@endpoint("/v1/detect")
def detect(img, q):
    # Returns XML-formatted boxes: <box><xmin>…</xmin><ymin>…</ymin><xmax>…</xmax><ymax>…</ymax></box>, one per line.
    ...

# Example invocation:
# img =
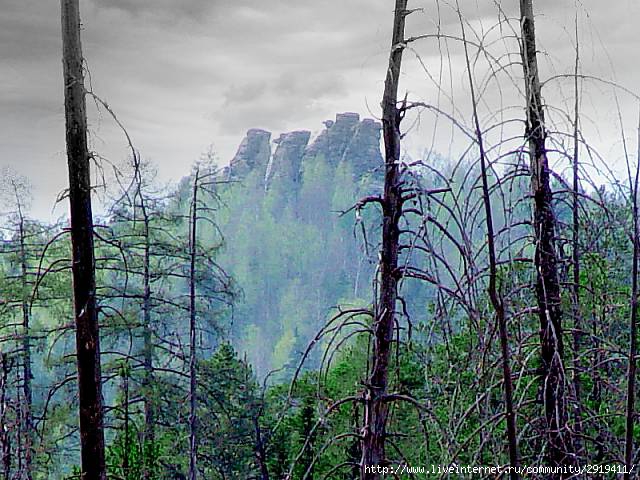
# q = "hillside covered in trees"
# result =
<box><xmin>221</xmin><ymin>112</ymin><xmax>384</xmax><ymax>375</ymax></box>
<box><xmin>4</xmin><ymin>0</ymin><xmax>640</xmax><ymax>479</ymax></box>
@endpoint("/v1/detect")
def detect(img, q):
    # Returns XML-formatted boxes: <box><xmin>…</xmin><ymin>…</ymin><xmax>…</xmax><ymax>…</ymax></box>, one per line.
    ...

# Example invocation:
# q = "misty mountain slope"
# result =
<box><xmin>217</xmin><ymin>113</ymin><xmax>385</xmax><ymax>375</ymax></box>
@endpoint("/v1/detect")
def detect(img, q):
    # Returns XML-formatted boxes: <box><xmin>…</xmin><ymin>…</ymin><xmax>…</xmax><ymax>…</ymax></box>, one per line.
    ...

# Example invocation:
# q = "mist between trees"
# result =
<box><xmin>2</xmin><ymin>0</ymin><xmax>640</xmax><ymax>479</ymax></box>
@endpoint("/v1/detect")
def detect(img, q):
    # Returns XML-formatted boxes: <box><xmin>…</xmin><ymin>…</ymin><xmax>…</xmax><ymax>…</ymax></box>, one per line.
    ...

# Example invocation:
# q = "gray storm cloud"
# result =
<box><xmin>0</xmin><ymin>0</ymin><xmax>638</xmax><ymax>218</ymax></box>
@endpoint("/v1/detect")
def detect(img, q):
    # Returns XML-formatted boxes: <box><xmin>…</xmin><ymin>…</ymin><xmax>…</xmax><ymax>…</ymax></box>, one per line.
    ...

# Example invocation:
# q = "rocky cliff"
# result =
<box><xmin>225</xmin><ymin>128</ymin><xmax>271</xmax><ymax>181</ymax></box>
<box><xmin>225</xmin><ymin>113</ymin><xmax>383</xmax><ymax>189</ymax></box>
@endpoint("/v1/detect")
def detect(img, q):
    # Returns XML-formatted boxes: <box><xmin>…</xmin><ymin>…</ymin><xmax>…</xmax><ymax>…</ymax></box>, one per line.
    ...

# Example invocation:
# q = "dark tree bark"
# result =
<box><xmin>122</xmin><ymin>366</ymin><xmax>130</xmax><ymax>477</ymax></box>
<box><xmin>140</xmin><ymin>186</ymin><xmax>156</xmax><ymax>480</ymax></box>
<box><xmin>0</xmin><ymin>354</ymin><xmax>10</xmax><ymax>480</ymax></box>
<box><xmin>188</xmin><ymin>167</ymin><xmax>200</xmax><ymax>480</ymax></box>
<box><xmin>360</xmin><ymin>1</ymin><xmax>407</xmax><ymax>478</ymax></box>
<box><xmin>623</xmin><ymin>115</ymin><xmax>640</xmax><ymax>480</ymax></box>
<box><xmin>14</xmin><ymin>193</ymin><xmax>33</xmax><ymax>480</ymax></box>
<box><xmin>60</xmin><ymin>1</ymin><xmax>106</xmax><ymax>478</ymax></box>
<box><xmin>518</xmin><ymin>0</ymin><xmax>575</xmax><ymax>470</ymax></box>
<box><xmin>253</xmin><ymin>416</ymin><xmax>270</xmax><ymax>480</ymax></box>
<box><xmin>570</xmin><ymin>25</ymin><xmax>584</xmax><ymax>458</ymax></box>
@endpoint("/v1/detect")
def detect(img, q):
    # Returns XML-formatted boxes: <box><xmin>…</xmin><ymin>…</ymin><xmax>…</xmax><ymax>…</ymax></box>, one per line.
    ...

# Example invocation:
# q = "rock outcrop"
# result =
<box><xmin>302</xmin><ymin>112</ymin><xmax>362</xmax><ymax>168</ymax></box>
<box><xmin>302</xmin><ymin>113</ymin><xmax>383</xmax><ymax>184</ymax></box>
<box><xmin>266</xmin><ymin>130</ymin><xmax>311</xmax><ymax>188</ymax></box>
<box><xmin>225</xmin><ymin>128</ymin><xmax>271</xmax><ymax>181</ymax></box>
<box><xmin>225</xmin><ymin>113</ymin><xmax>383</xmax><ymax>190</ymax></box>
<box><xmin>342</xmin><ymin>118</ymin><xmax>384</xmax><ymax>180</ymax></box>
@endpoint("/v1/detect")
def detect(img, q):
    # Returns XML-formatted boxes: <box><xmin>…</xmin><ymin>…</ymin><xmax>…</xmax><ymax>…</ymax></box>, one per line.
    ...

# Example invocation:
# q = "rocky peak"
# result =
<box><xmin>266</xmin><ymin>130</ymin><xmax>311</xmax><ymax>187</ymax></box>
<box><xmin>225</xmin><ymin>128</ymin><xmax>271</xmax><ymax>180</ymax></box>
<box><xmin>341</xmin><ymin>118</ymin><xmax>384</xmax><ymax>179</ymax></box>
<box><xmin>301</xmin><ymin>113</ymin><xmax>383</xmax><ymax>184</ymax></box>
<box><xmin>224</xmin><ymin>113</ymin><xmax>383</xmax><ymax>188</ymax></box>
<box><xmin>303</xmin><ymin>112</ymin><xmax>363</xmax><ymax>168</ymax></box>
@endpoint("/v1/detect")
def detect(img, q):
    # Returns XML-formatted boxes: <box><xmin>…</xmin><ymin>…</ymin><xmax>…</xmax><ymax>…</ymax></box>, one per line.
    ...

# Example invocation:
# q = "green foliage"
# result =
<box><xmin>106</xmin><ymin>424</ymin><xmax>142</xmax><ymax>480</ymax></box>
<box><xmin>197</xmin><ymin>343</ymin><xmax>261</xmax><ymax>479</ymax></box>
<box><xmin>6</xmin><ymin>136</ymin><xmax>640</xmax><ymax>479</ymax></box>
<box><xmin>217</xmin><ymin>151</ymin><xmax>376</xmax><ymax>375</ymax></box>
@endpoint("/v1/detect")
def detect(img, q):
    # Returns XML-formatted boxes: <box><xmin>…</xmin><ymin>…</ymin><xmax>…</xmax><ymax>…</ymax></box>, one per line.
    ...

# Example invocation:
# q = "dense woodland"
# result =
<box><xmin>3</xmin><ymin>0</ymin><xmax>640</xmax><ymax>479</ymax></box>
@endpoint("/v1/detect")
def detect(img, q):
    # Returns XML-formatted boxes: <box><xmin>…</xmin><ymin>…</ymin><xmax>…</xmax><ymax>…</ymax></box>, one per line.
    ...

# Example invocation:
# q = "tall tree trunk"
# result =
<box><xmin>122</xmin><ymin>365</ymin><xmax>130</xmax><ymax>478</ymax></box>
<box><xmin>60</xmin><ymin>1</ymin><xmax>106</xmax><ymax>478</ymax></box>
<box><xmin>457</xmin><ymin>4</ymin><xmax>519</xmax><ymax>475</ymax></box>
<box><xmin>518</xmin><ymin>0</ymin><xmax>574</xmax><ymax>469</ymax></box>
<box><xmin>0</xmin><ymin>354</ymin><xmax>10</xmax><ymax>480</ymax></box>
<box><xmin>17</xmin><ymin>210</ymin><xmax>33</xmax><ymax>480</ymax></box>
<box><xmin>141</xmin><ymin>206</ymin><xmax>155</xmax><ymax>480</ymax></box>
<box><xmin>253</xmin><ymin>416</ymin><xmax>270</xmax><ymax>480</ymax></box>
<box><xmin>623</xmin><ymin>113</ymin><xmax>640</xmax><ymax>480</ymax></box>
<box><xmin>570</xmin><ymin>22</ymin><xmax>584</xmax><ymax>458</ymax></box>
<box><xmin>188</xmin><ymin>168</ymin><xmax>200</xmax><ymax>480</ymax></box>
<box><xmin>360</xmin><ymin>1</ymin><xmax>406</xmax><ymax>478</ymax></box>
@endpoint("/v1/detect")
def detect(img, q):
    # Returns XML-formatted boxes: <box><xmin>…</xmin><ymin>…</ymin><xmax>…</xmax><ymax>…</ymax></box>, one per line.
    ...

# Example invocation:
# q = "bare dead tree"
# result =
<box><xmin>623</xmin><ymin>110</ymin><xmax>640</xmax><ymax>480</ymax></box>
<box><xmin>89</xmin><ymin>99</ymin><xmax>178</xmax><ymax>478</ymax></box>
<box><xmin>360</xmin><ymin>1</ymin><xmax>408</xmax><ymax>477</ymax></box>
<box><xmin>455</xmin><ymin>3</ymin><xmax>519</xmax><ymax>475</ymax></box>
<box><xmin>0</xmin><ymin>172</ymin><xmax>36</xmax><ymax>480</ymax></box>
<box><xmin>570</xmin><ymin>15</ymin><xmax>584</xmax><ymax>459</ymax></box>
<box><xmin>15</xmin><ymin>183</ymin><xmax>33</xmax><ymax>480</ymax></box>
<box><xmin>518</xmin><ymin>0</ymin><xmax>575</xmax><ymax>469</ymax></box>
<box><xmin>122</xmin><ymin>363</ymin><xmax>131</xmax><ymax>478</ymax></box>
<box><xmin>116</xmin><ymin>151</ymin><xmax>157</xmax><ymax>480</ymax></box>
<box><xmin>181</xmin><ymin>162</ymin><xmax>236</xmax><ymax>480</ymax></box>
<box><xmin>188</xmin><ymin>166</ymin><xmax>200</xmax><ymax>480</ymax></box>
<box><xmin>140</xmin><ymin>182</ymin><xmax>155</xmax><ymax>480</ymax></box>
<box><xmin>0</xmin><ymin>354</ymin><xmax>11</xmax><ymax>480</ymax></box>
<box><xmin>60</xmin><ymin>0</ymin><xmax>106</xmax><ymax>478</ymax></box>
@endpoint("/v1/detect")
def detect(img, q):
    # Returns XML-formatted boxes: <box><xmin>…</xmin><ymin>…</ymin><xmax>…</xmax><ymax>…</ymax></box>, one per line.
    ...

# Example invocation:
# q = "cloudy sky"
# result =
<box><xmin>1</xmin><ymin>0</ymin><xmax>639</xmax><ymax>218</ymax></box>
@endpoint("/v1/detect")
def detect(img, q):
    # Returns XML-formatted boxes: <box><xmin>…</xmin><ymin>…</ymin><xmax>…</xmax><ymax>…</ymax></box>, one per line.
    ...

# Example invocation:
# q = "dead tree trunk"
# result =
<box><xmin>570</xmin><ymin>26</ymin><xmax>584</xmax><ymax>458</ymax></box>
<box><xmin>457</xmin><ymin>6</ymin><xmax>519</xmax><ymax>475</ymax></box>
<box><xmin>623</xmin><ymin>113</ymin><xmax>640</xmax><ymax>480</ymax></box>
<box><xmin>0</xmin><ymin>354</ymin><xmax>11</xmax><ymax>480</ymax></box>
<box><xmin>140</xmin><ymin>196</ymin><xmax>155</xmax><ymax>480</ymax></box>
<box><xmin>519</xmin><ymin>0</ymin><xmax>575</xmax><ymax>469</ymax></box>
<box><xmin>253</xmin><ymin>416</ymin><xmax>270</xmax><ymax>480</ymax></box>
<box><xmin>122</xmin><ymin>365</ymin><xmax>130</xmax><ymax>478</ymax></box>
<box><xmin>360</xmin><ymin>1</ymin><xmax>407</xmax><ymax>478</ymax></box>
<box><xmin>15</xmin><ymin>199</ymin><xmax>33</xmax><ymax>480</ymax></box>
<box><xmin>60</xmin><ymin>1</ymin><xmax>106</xmax><ymax>478</ymax></box>
<box><xmin>188</xmin><ymin>167</ymin><xmax>200</xmax><ymax>480</ymax></box>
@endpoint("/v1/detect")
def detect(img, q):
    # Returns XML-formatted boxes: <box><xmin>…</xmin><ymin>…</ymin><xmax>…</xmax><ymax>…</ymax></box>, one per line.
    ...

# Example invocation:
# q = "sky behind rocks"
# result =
<box><xmin>1</xmin><ymin>0</ymin><xmax>639</xmax><ymax>218</ymax></box>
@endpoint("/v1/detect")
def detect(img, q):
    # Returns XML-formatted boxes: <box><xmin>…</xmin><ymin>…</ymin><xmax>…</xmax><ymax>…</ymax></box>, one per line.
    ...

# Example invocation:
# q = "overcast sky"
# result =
<box><xmin>1</xmin><ymin>0</ymin><xmax>639</xmax><ymax>218</ymax></box>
